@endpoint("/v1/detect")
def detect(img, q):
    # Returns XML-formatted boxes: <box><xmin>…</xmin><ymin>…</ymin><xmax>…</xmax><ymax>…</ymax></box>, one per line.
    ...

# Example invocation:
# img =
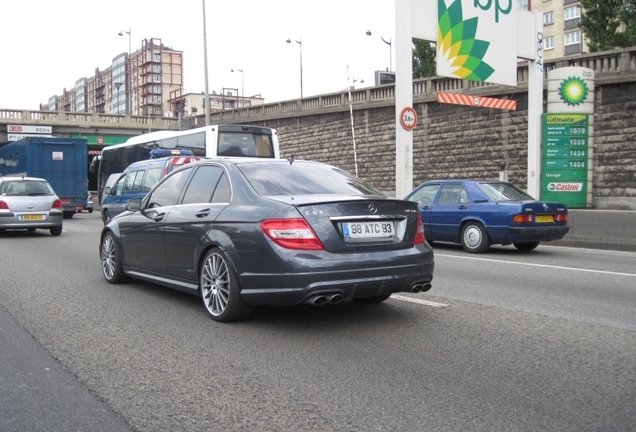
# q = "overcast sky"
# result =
<box><xmin>1</xmin><ymin>0</ymin><xmax>396</xmax><ymax>110</ymax></box>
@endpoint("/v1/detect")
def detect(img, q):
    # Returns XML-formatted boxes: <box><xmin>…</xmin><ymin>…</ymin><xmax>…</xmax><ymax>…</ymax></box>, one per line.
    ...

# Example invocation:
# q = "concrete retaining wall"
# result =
<box><xmin>553</xmin><ymin>209</ymin><xmax>636</xmax><ymax>252</ymax></box>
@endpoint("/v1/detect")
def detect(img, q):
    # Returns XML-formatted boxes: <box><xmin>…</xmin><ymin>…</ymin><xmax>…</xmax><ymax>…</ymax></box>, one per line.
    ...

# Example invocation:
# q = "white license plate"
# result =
<box><xmin>342</xmin><ymin>221</ymin><xmax>394</xmax><ymax>239</ymax></box>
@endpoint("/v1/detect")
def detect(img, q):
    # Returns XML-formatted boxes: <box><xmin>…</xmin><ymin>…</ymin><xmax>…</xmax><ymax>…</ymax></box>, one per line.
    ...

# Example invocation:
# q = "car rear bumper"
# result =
<box><xmin>507</xmin><ymin>225</ymin><xmax>570</xmax><ymax>242</ymax></box>
<box><xmin>235</xmin><ymin>257</ymin><xmax>435</xmax><ymax>306</ymax></box>
<box><xmin>0</xmin><ymin>211</ymin><xmax>63</xmax><ymax>229</ymax></box>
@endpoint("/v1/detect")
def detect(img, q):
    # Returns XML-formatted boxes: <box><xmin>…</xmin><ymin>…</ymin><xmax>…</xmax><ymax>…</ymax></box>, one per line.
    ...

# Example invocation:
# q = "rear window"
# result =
<box><xmin>218</xmin><ymin>132</ymin><xmax>274</xmax><ymax>157</ymax></box>
<box><xmin>479</xmin><ymin>182</ymin><xmax>534</xmax><ymax>201</ymax></box>
<box><xmin>1</xmin><ymin>180</ymin><xmax>55</xmax><ymax>196</ymax></box>
<box><xmin>238</xmin><ymin>161</ymin><xmax>383</xmax><ymax>196</ymax></box>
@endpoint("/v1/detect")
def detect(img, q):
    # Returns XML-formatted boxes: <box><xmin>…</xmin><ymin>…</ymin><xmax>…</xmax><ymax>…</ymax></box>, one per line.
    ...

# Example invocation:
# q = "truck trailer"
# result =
<box><xmin>0</xmin><ymin>137</ymin><xmax>88</xmax><ymax>218</ymax></box>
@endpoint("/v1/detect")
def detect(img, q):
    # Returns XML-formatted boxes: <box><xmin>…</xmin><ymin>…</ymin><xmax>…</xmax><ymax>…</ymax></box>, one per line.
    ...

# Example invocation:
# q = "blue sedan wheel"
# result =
<box><xmin>461</xmin><ymin>222</ymin><xmax>491</xmax><ymax>253</ymax></box>
<box><xmin>200</xmin><ymin>248</ymin><xmax>253</xmax><ymax>322</ymax></box>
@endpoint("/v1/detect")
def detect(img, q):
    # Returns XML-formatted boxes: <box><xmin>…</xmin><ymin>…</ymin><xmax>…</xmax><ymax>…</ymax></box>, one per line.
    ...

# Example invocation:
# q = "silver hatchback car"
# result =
<box><xmin>0</xmin><ymin>177</ymin><xmax>64</xmax><ymax>236</ymax></box>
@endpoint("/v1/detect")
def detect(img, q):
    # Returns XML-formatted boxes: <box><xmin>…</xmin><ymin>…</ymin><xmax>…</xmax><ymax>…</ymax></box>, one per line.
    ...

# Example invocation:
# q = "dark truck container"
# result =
<box><xmin>0</xmin><ymin>137</ymin><xmax>88</xmax><ymax>218</ymax></box>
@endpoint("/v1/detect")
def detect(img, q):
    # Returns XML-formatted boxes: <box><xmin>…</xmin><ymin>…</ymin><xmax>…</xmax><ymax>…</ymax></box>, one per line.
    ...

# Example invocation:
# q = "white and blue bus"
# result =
<box><xmin>94</xmin><ymin>124</ymin><xmax>280</xmax><ymax>204</ymax></box>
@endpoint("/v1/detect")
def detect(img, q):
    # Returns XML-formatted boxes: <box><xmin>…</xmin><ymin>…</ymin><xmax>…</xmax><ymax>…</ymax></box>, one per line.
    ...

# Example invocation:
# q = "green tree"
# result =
<box><xmin>412</xmin><ymin>39</ymin><xmax>436</xmax><ymax>79</ymax></box>
<box><xmin>619</xmin><ymin>0</ymin><xmax>636</xmax><ymax>46</ymax></box>
<box><xmin>580</xmin><ymin>0</ymin><xmax>625</xmax><ymax>51</ymax></box>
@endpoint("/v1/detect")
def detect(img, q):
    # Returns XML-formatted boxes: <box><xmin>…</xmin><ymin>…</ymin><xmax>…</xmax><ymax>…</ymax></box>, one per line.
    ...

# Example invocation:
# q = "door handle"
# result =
<box><xmin>196</xmin><ymin>208</ymin><xmax>211</xmax><ymax>218</ymax></box>
<box><xmin>458</xmin><ymin>205</ymin><xmax>468</xmax><ymax>210</ymax></box>
<box><xmin>153</xmin><ymin>213</ymin><xmax>165</xmax><ymax>222</ymax></box>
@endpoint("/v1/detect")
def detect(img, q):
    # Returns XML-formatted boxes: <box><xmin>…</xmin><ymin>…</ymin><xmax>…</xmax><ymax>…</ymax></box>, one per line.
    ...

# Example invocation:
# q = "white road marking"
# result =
<box><xmin>436</xmin><ymin>253</ymin><xmax>636</xmax><ymax>278</ymax></box>
<box><xmin>391</xmin><ymin>295</ymin><xmax>448</xmax><ymax>308</ymax></box>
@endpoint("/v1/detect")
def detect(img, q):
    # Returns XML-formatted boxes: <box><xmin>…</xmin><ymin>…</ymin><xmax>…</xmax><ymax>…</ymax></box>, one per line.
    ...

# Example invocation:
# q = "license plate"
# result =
<box><xmin>342</xmin><ymin>221</ymin><xmax>394</xmax><ymax>239</ymax></box>
<box><xmin>21</xmin><ymin>214</ymin><xmax>44</xmax><ymax>221</ymax></box>
<box><xmin>536</xmin><ymin>215</ymin><xmax>554</xmax><ymax>223</ymax></box>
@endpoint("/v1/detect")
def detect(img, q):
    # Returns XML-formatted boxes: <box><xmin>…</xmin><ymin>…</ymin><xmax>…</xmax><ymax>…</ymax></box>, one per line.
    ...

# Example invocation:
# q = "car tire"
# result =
<box><xmin>88</xmin><ymin>208</ymin><xmax>94</xmax><ymax>213</ymax></box>
<box><xmin>199</xmin><ymin>248</ymin><xmax>253</xmax><ymax>322</ymax></box>
<box><xmin>352</xmin><ymin>294</ymin><xmax>392</xmax><ymax>304</ymax></box>
<box><xmin>63</xmin><ymin>211</ymin><xmax>74</xmax><ymax>219</ymax></box>
<box><xmin>100</xmin><ymin>232</ymin><xmax>130</xmax><ymax>284</ymax></box>
<box><xmin>461</xmin><ymin>221</ymin><xmax>491</xmax><ymax>253</ymax></box>
<box><xmin>50</xmin><ymin>226</ymin><xmax>62</xmax><ymax>236</ymax></box>
<box><xmin>513</xmin><ymin>241</ymin><xmax>540</xmax><ymax>251</ymax></box>
<box><xmin>102</xmin><ymin>210</ymin><xmax>111</xmax><ymax>225</ymax></box>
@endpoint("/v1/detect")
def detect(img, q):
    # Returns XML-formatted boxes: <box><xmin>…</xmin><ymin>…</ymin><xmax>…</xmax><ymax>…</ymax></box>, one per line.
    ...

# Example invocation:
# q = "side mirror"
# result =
<box><xmin>104</xmin><ymin>186</ymin><xmax>112</xmax><ymax>195</ymax></box>
<box><xmin>127</xmin><ymin>198</ymin><xmax>142</xmax><ymax>211</ymax></box>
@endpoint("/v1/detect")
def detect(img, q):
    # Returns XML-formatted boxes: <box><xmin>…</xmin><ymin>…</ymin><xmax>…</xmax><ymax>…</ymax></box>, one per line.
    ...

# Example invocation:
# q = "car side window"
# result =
<box><xmin>124</xmin><ymin>172</ymin><xmax>134</xmax><ymax>191</ymax></box>
<box><xmin>113</xmin><ymin>177</ymin><xmax>126</xmax><ymax>196</ymax></box>
<box><xmin>408</xmin><ymin>184</ymin><xmax>440</xmax><ymax>205</ymax></box>
<box><xmin>211</xmin><ymin>174</ymin><xmax>231</xmax><ymax>203</ymax></box>
<box><xmin>132</xmin><ymin>170</ymin><xmax>144</xmax><ymax>190</ymax></box>
<box><xmin>181</xmin><ymin>166</ymin><xmax>223</xmax><ymax>205</ymax></box>
<box><xmin>438</xmin><ymin>184</ymin><xmax>462</xmax><ymax>204</ymax></box>
<box><xmin>458</xmin><ymin>187</ymin><xmax>471</xmax><ymax>203</ymax></box>
<box><xmin>143</xmin><ymin>168</ymin><xmax>162</xmax><ymax>191</ymax></box>
<box><xmin>146</xmin><ymin>168</ymin><xmax>192</xmax><ymax>208</ymax></box>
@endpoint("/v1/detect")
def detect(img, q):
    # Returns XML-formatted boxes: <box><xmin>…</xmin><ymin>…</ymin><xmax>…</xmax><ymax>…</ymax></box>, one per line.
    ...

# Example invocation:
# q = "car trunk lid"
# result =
<box><xmin>268</xmin><ymin>195</ymin><xmax>421</xmax><ymax>253</ymax></box>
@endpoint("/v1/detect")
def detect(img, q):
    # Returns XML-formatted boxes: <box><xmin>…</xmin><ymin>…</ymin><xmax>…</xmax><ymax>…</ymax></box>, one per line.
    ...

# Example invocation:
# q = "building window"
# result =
<box><xmin>153</xmin><ymin>84</ymin><xmax>161</xmax><ymax>93</ymax></box>
<box><xmin>544</xmin><ymin>36</ymin><xmax>554</xmax><ymax>50</ymax></box>
<box><xmin>564</xmin><ymin>6</ymin><xmax>580</xmax><ymax>20</ymax></box>
<box><xmin>544</xmin><ymin>11</ymin><xmax>554</xmax><ymax>25</ymax></box>
<box><xmin>153</xmin><ymin>53</ymin><xmax>161</xmax><ymax>61</ymax></box>
<box><xmin>152</xmin><ymin>64</ymin><xmax>161</xmax><ymax>73</ymax></box>
<box><xmin>152</xmin><ymin>95</ymin><xmax>161</xmax><ymax>103</ymax></box>
<box><xmin>153</xmin><ymin>73</ymin><xmax>160</xmax><ymax>82</ymax></box>
<box><xmin>154</xmin><ymin>106</ymin><xmax>162</xmax><ymax>115</ymax></box>
<box><xmin>517</xmin><ymin>0</ymin><xmax>528</xmax><ymax>9</ymax></box>
<box><xmin>565</xmin><ymin>30</ymin><xmax>581</xmax><ymax>45</ymax></box>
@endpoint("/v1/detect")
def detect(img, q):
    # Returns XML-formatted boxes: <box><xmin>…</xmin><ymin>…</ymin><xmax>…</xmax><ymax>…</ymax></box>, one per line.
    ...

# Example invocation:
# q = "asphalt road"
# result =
<box><xmin>1</xmin><ymin>213</ymin><xmax>635</xmax><ymax>432</ymax></box>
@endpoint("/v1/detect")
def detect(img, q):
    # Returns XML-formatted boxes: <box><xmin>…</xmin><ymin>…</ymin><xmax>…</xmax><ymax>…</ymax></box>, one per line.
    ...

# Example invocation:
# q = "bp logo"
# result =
<box><xmin>437</xmin><ymin>0</ymin><xmax>495</xmax><ymax>82</ymax></box>
<box><xmin>558</xmin><ymin>76</ymin><xmax>589</xmax><ymax>106</ymax></box>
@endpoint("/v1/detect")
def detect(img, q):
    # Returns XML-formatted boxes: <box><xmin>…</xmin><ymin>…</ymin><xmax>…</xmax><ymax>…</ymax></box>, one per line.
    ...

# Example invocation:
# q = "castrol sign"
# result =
<box><xmin>547</xmin><ymin>183</ymin><xmax>583</xmax><ymax>192</ymax></box>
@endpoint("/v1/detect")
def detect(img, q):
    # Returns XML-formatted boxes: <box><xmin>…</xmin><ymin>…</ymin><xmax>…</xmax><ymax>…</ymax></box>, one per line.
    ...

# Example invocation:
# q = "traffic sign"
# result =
<box><xmin>399</xmin><ymin>107</ymin><xmax>418</xmax><ymax>131</ymax></box>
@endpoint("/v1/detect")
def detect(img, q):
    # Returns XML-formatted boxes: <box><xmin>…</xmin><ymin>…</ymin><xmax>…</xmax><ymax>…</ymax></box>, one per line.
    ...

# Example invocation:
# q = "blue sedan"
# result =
<box><xmin>405</xmin><ymin>180</ymin><xmax>570</xmax><ymax>253</ymax></box>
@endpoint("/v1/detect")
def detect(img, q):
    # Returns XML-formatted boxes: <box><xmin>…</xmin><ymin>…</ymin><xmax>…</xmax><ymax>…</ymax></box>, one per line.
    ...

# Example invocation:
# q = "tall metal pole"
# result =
<box><xmin>202</xmin><ymin>0</ymin><xmax>210</xmax><ymax>126</ymax></box>
<box><xmin>299</xmin><ymin>39</ymin><xmax>303</xmax><ymax>98</ymax></box>
<box><xmin>286</xmin><ymin>38</ymin><xmax>303</xmax><ymax>98</ymax></box>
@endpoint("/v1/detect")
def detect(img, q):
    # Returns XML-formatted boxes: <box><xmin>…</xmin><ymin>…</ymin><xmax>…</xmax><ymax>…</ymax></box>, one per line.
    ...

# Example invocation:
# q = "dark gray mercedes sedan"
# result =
<box><xmin>99</xmin><ymin>158</ymin><xmax>434</xmax><ymax>322</ymax></box>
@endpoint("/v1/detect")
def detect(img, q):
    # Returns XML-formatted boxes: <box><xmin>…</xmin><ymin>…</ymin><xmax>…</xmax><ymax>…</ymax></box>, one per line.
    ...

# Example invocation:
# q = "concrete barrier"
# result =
<box><xmin>552</xmin><ymin>210</ymin><xmax>636</xmax><ymax>252</ymax></box>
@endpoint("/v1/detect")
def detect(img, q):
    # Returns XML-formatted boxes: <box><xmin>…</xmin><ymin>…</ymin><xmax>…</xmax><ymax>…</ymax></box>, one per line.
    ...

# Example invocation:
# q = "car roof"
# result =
<box><xmin>0</xmin><ymin>176</ymin><xmax>49</xmax><ymax>182</ymax></box>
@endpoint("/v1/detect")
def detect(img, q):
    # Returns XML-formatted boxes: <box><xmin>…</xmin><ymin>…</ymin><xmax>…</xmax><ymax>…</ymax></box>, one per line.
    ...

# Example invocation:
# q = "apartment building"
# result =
<box><xmin>524</xmin><ymin>0</ymin><xmax>585</xmax><ymax>60</ymax></box>
<box><xmin>41</xmin><ymin>38</ymin><xmax>183</xmax><ymax>117</ymax></box>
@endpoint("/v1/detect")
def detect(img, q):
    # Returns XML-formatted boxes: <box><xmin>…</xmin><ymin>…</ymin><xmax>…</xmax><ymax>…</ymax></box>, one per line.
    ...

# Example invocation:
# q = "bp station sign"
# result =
<box><xmin>541</xmin><ymin>67</ymin><xmax>595</xmax><ymax>208</ymax></box>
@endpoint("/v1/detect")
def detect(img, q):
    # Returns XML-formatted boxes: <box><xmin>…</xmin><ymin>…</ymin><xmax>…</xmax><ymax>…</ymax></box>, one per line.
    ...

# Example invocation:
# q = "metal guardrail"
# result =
<box><xmin>1</xmin><ymin>46</ymin><xmax>635</xmax><ymax>128</ymax></box>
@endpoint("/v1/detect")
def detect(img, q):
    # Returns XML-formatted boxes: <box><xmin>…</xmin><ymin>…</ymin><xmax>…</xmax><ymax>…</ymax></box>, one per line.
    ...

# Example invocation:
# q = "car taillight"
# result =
<box><xmin>0</xmin><ymin>200</ymin><xmax>9</xmax><ymax>210</ymax></box>
<box><xmin>414</xmin><ymin>213</ymin><xmax>425</xmax><ymax>245</ymax></box>
<box><xmin>512</xmin><ymin>214</ymin><xmax>535</xmax><ymax>223</ymax></box>
<box><xmin>555</xmin><ymin>213</ymin><xmax>568</xmax><ymax>222</ymax></box>
<box><xmin>52</xmin><ymin>199</ymin><xmax>62</xmax><ymax>209</ymax></box>
<box><xmin>260</xmin><ymin>218</ymin><xmax>324</xmax><ymax>250</ymax></box>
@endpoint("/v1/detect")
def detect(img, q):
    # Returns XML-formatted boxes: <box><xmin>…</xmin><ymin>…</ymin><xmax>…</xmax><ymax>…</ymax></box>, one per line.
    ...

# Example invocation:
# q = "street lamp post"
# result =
<box><xmin>286</xmin><ymin>38</ymin><xmax>303</xmax><ymax>98</ymax></box>
<box><xmin>353</xmin><ymin>77</ymin><xmax>364</xmax><ymax>88</ymax></box>
<box><xmin>366</xmin><ymin>29</ymin><xmax>392</xmax><ymax>71</ymax></box>
<box><xmin>231</xmin><ymin>67</ymin><xmax>244</xmax><ymax>107</ymax></box>
<box><xmin>118</xmin><ymin>27</ymin><xmax>131</xmax><ymax>114</ymax></box>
